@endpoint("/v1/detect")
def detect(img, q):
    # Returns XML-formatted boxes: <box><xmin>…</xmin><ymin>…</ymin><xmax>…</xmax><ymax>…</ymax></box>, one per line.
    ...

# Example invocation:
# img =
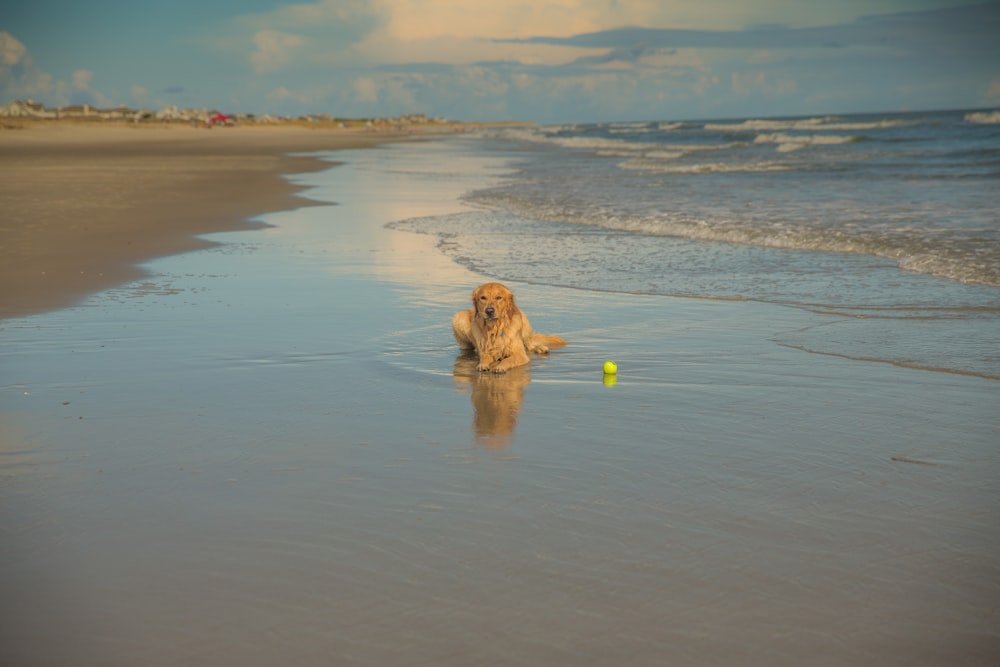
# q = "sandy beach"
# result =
<box><xmin>0</xmin><ymin>122</ymin><xmax>414</xmax><ymax>319</ymax></box>
<box><xmin>1</xmin><ymin>126</ymin><xmax>997</xmax><ymax>666</ymax></box>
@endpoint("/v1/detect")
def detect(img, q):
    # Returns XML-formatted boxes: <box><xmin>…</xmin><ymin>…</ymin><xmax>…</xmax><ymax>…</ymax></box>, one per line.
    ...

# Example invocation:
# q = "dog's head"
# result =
<box><xmin>472</xmin><ymin>282</ymin><xmax>516</xmax><ymax>322</ymax></box>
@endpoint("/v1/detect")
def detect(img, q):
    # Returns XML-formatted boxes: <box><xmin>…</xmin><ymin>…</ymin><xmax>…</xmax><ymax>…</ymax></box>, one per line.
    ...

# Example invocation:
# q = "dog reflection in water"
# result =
<box><xmin>453</xmin><ymin>354</ymin><xmax>531</xmax><ymax>448</ymax></box>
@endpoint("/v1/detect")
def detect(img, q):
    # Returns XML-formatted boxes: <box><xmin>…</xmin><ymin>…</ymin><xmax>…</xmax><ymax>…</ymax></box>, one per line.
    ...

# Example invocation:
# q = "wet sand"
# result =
<box><xmin>0</xmin><ymin>122</ymin><xmax>411</xmax><ymax>319</ymax></box>
<box><xmin>1</xmin><ymin>135</ymin><xmax>998</xmax><ymax>666</ymax></box>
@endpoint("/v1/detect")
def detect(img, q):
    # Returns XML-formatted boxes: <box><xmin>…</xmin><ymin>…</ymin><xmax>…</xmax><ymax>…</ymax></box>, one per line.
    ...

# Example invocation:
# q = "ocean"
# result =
<box><xmin>391</xmin><ymin>108</ymin><xmax>1000</xmax><ymax>379</ymax></box>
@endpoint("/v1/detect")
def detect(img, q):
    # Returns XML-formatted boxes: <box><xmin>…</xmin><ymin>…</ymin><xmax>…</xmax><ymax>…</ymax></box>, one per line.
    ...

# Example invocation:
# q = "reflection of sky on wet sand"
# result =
<box><xmin>282</xmin><ymin>140</ymin><xmax>511</xmax><ymax>292</ymax></box>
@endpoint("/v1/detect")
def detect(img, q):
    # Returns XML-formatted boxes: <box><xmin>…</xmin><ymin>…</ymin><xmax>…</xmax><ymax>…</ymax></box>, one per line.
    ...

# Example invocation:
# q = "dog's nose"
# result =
<box><xmin>485</xmin><ymin>305</ymin><xmax>495</xmax><ymax>316</ymax></box>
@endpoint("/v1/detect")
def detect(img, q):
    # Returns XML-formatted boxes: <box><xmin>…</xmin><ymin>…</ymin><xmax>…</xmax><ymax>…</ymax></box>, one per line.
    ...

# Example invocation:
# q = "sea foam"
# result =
<box><xmin>965</xmin><ymin>110</ymin><xmax>1000</xmax><ymax>124</ymax></box>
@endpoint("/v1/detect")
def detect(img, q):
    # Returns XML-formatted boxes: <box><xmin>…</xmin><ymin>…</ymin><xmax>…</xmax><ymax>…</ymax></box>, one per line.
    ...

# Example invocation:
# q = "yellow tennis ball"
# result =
<box><xmin>603</xmin><ymin>360</ymin><xmax>618</xmax><ymax>375</ymax></box>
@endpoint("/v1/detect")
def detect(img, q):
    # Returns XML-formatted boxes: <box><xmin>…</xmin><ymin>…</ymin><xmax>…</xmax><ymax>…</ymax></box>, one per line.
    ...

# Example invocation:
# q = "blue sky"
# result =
<box><xmin>2</xmin><ymin>1</ymin><xmax>998</xmax><ymax>123</ymax></box>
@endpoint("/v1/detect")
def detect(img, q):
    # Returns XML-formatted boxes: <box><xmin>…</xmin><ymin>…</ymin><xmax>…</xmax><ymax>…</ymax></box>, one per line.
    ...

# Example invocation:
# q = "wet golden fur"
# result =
<box><xmin>452</xmin><ymin>282</ymin><xmax>566</xmax><ymax>373</ymax></box>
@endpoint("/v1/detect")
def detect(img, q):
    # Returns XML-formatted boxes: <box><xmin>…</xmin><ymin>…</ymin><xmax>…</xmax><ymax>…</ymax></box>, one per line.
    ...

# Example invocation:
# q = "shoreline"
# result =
<box><xmin>0</xmin><ymin>122</ymin><xmax>420</xmax><ymax>320</ymax></box>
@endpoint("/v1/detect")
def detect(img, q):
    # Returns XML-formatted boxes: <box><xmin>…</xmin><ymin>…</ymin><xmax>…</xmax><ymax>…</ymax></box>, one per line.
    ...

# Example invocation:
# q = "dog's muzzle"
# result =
<box><xmin>484</xmin><ymin>306</ymin><xmax>496</xmax><ymax>318</ymax></box>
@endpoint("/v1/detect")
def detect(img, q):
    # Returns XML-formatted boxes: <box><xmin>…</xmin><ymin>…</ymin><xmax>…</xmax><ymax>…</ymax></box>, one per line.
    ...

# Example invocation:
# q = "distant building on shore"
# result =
<box><xmin>0</xmin><ymin>99</ymin><xmax>139</xmax><ymax>121</ymax></box>
<box><xmin>0</xmin><ymin>99</ymin><xmax>55</xmax><ymax>118</ymax></box>
<box><xmin>0</xmin><ymin>99</ymin><xmax>453</xmax><ymax>128</ymax></box>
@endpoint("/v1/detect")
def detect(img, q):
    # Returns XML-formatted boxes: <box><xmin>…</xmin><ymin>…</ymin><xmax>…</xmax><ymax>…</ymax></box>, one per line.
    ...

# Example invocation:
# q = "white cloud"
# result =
<box><xmin>238</xmin><ymin>0</ymin><xmax>950</xmax><ymax>46</ymax></box>
<box><xmin>379</xmin><ymin>76</ymin><xmax>419</xmax><ymax>109</ymax></box>
<box><xmin>376</xmin><ymin>0</ymin><xmax>623</xmax><ymax>41</ymax></box>
<box><xmin>267</xmin><ymin>85</ymin><xmax>293</xmax><ymax>102</ymax></box>
<box><xmin>747</xmin><ymin>50</ymin><xmax>783</xmax><ymax>65</ymax></box>
<box><xmin>0</xmin><ymin>32</ymin><xmax>55</xmax><ymax>101</ymax></box>
<box><xmin>1</xmin><ymin>31</ymin><xmax>27</xmax><ymax>66</ymax></box>
<box><xmin>985</xmin><ymin>79</ymin><xmax>1000</xmax><ymax>103</ymax></box>
<box><xmin>250</xmin><ymin>30</ymin><xmax>305</xmax><ymax>74</ymax></box>
<box><xmin>352</xmin><ymin>77</ymin><xmax>378</xmax><ymax>104</ymax></box>
<box><xmin>265</xmin><ymin>82</ymin><xmax>337</xmax><ymax>107</ymax></box>
<box><xmin>222</xmin><ymin>0</ymin><xmax>983</xmax><ymax>114</ymax></box>
<box><xmin>228</xmin><ymin>1</ymin><xmax>607</xmax><ymax>71</ymax></box>
<box><xmin>364</xmin><ymin>0</ymin><xmax>914</xmax><ymax>41</ymax></box>
<box><xmin>236</xmin><ymin>0</ymin><xmax>378</xmax><ymax>33</ymax></box>
<box><xmin>72</xmin><ymin>70</ymin><xmax>93</xmax><ymax>90</ymax></box>
<box><xmin>356</xmin><ymin>31</ymin><xmax>596</xmax><ymax>68</ymax></box>
<box><xmin>227</xmin><ymin>0</ymin><xmax>792</xmax><ymax>71</ymax></box>
<box><xmin>730</xmin><ymin>70</ymin><xmax>797</xmax><ymax>97</ymax></box>
<box><xmin>0</xmin><ymin>33</ymin><xmax>118</xmax><ymax>109</ymax></box>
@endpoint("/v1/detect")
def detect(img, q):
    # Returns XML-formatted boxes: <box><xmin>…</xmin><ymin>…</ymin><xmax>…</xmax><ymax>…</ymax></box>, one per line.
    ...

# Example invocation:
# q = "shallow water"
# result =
<box><xmin>415</xmin><ymin>110</ymin><xmax>1000</xmax><ymax>379</ymax></box>
<box><xmin>476</xmin><ymin>110</ymin><xmax>1000</xmax><ymax>287</ymax></box>
<box><xmin>1</xmin><ymin>138</ymin><xmax>998</xmax><ymax>666</ymax></box>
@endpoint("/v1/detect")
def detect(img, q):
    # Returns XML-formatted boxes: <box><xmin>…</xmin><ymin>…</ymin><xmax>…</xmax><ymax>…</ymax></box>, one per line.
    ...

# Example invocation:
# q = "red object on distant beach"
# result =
<box><xmin>209</xmin><ymin>113</ymin><xmax>234</xmax><ymax>125</ymax></box>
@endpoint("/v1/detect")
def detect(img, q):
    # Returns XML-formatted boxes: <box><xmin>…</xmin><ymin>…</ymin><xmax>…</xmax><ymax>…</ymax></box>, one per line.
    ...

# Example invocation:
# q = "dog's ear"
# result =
<box><xmin>504</xmin><ymin>288</ymin><xmax>517</xmax><ymax>315</ymax></box>
<box><xmin>471</xmin><ymin>286</ymin><xmax>481</xmax><ymax>311</ymax></box>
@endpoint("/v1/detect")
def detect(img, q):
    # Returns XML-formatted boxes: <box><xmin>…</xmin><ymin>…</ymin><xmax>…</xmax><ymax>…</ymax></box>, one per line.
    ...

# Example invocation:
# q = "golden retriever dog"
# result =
<box><xmin>452</xmin><ymin>282</ymin><xmax>566</xmax><ymax>373</ymax></box>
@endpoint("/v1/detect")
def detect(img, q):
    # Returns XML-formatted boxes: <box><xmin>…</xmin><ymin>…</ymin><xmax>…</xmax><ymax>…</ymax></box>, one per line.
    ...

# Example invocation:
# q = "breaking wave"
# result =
<box><xmin>461</xmin><ymin>192</ymin><xmax>1000</xmax><ymax>289</ymax></box>
<box><xmin>752</xmin><ymin>132</ymin><xmax>864</xmax><ymax>152</ymax></box>
<box><xmin>703</xmin><ymin>117</ymin><xmax>907</xmax><ymax>132</ymax></box>
<box><xmin>965</xmin><ymin>110</ymin><xmax>1000</xmax><ymax>124</ymax></box>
